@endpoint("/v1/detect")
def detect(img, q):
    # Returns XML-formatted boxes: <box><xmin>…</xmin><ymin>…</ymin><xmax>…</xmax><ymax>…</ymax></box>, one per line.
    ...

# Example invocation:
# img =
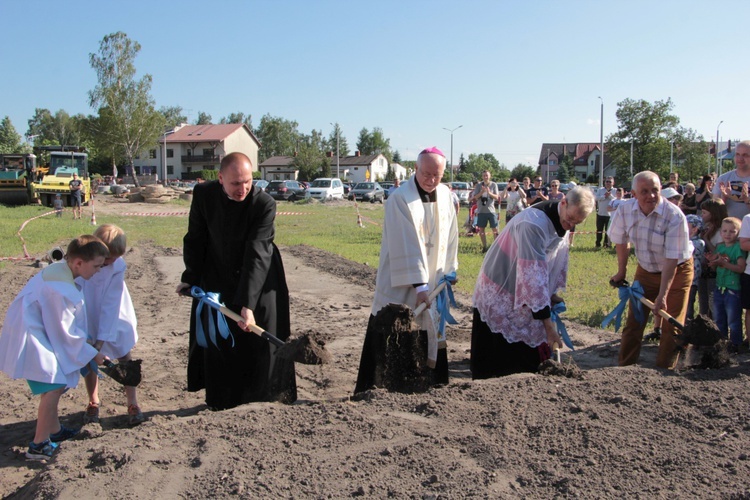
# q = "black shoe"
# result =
<box><xmin>643</xmin><ymin>328</ymin><xmax>661</xmax><ymax>343</ymax></box>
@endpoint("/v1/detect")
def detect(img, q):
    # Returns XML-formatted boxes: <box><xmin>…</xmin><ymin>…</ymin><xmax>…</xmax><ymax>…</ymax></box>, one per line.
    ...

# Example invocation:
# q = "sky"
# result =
<box><xmin>1</xmin><ymin>0</ymin><xmax>748</xmax><ymax>167</ymax></box>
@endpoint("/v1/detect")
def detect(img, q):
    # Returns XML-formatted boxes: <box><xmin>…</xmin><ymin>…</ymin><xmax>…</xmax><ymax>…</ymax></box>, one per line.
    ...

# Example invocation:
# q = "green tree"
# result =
<box><xmin>159</xmin><ymin>106</ymin><xmax>187</xmax><ymax>129</ymax></box>
<box><xmin>510</xmin><ymin>164</ymin><xmax>536</xmax><ymax>181</ymax></box>
<box><xmin>462</xmin><ymin>153</ymin><xmax>500</xmax><ymax>181</ymax></box>
<box><xmin>326</xmin><ymin>123</ymin><xmax>349</xmax><ymax>157</ymax></box>
<box><xmin>293</xmin><ymin>129</ymin><xmax>328</xmax><ymax>181</ymax></box>
<box><xmin>220</xmin><ymin>112</ymin><xmax>253</xmax><ymax>129</ymax></box>
<box><xmin>88</xmin><ymin>32</ymin><xmax>164</xmax><ymax>181</ymax></box>
<box><xmin>255</xmin><ymin>114</ymin><xmax>301</xmax><ymax>162</ymax></box>
<box><xmin>26</xmin><ymin>109</ymin><xmax>86</xmax><ymax>148</ymax></box>
<box><xmin>0</xmin><ymin>116</ymin><xmax>25</xmax><ymax>153</ymax></box>
<box><xmin>356</xmin><ymin>127</ymin><xmax>392</xmax><ymax>162</ymax></box>
<box><xmin>606</xmin><ymin>98</ymin><xmax>680</xmax><ymax>182</ymax></box>
<box><xmin>392</xmin><ymin>150</ymin><xmax>402</xmax><ymax>164</ymax></box>
<box><xmin>195</xmin><ymin>111</ymin><xmax>212</xmax><ymax>125</ymax></box>
<box><xmin>557</xmin><ymin>154</ymin><xmax>573</xmax><ymax>183</ymax></box>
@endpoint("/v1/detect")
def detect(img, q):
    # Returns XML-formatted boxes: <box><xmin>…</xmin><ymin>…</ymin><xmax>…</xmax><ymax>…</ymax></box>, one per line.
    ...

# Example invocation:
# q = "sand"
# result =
<box><xmin>0</xmin><ymin>196</ymin><xmax>749</xmax><ymax>498</ymax></box>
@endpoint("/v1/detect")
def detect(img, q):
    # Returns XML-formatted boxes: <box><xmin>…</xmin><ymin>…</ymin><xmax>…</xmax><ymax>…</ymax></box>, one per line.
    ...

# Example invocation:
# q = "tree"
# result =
<box><xmin>159</xmin><ymin>106</ymin><xmax>187</xmax><ymax>129</ymax></box>
<box><xmin>557</xmin><ymin>154</ymin><xmax>573</xmax><ymax>183</ymax></box>
<box><xmin>356</xmin><ymin>127</ymin><xmax>393</xmax><ymax>162</ymax></box>
<box><xmin>195</xmin><ymin>111</ymin><xmax>212</xmax><ymax>125</ymax></box>
<box><xmin>88</xmin><ymin>32</ymin><xmax>164</xmax><ymax>181</ymax></box>
<box><xmin>26</xmin><ymin>108</ymin><xmax>86</xmax><ymax>148</ymax></box>
<box><xmin>255</xmin><ymin>114</ymin><xmax>301</xmax><ymax>162</ymax></box>
<box><xmin>606</xmin><ymin>98</ymin><xmax>680</xmax><ymax>182</ymax></box>
<box><xmin>220</xmin><ymin>112</ymin><xmax>253</xmax><ymax>129</ymax></box>
<box><xmin>293</xmin><ymin>129</ymin><xmax>328</xmax><ymax>181</ymax></box>
<box><xmin>510</xmin><ymin>164</ymin><xmax>536</xmax><ymax>181</ymax></box>
<box><xmin>0</xmin><ymin>116</ymin><xmax>25</xmax><ymax>153</ymax></box>
<box><xmin>326</xmin><ymin>123</ymin><xmax>349</xmax><ymax>157</ymax></box>
<box><xmin>462</xmin><ymin>153</ymin><xmax>501</xmax><ymax>181</ymax></box>
<box><xmin>392</xmin><ymin>150</ymin><xmax>402</xmax><ymax>164</ymax></box>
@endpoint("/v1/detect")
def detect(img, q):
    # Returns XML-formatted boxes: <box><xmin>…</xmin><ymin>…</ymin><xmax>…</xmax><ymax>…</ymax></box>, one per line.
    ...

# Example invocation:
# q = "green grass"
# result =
<box><xmin>0</xmin><ymin>198</ymin><xmax>641</xmax><ymax>329</ymax></box>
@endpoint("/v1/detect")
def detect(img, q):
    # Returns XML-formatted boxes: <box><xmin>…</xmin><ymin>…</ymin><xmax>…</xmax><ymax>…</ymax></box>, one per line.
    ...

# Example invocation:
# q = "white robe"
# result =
<box><xmin>372</xmin><ymin>176</ymin><xmax>459</xmax><ymax>363</ymax></box>
<box><xmin>0</xmin><ymin>262</ymin><xmax>98</xmax><ymax>388</ymax></box>
<box><xmin>76</xmin><ymin>257</ymin><xmax>138</xmax><ymax>359</ymax></box>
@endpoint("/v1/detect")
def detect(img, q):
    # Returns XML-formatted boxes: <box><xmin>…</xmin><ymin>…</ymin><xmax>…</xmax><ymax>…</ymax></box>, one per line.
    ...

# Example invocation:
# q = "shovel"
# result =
<box><xmin>181</xmin><ymin>287</ymin><xmax>329</xmax><ymax>364</ymax></box>
<box><xmin>100</xmin><ymin>359</ymin><xmax>142</xmax><ymax>387</ymax></box>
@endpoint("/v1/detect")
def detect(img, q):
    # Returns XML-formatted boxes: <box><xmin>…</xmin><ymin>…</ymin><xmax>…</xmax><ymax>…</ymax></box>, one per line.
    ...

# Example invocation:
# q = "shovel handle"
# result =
<box><xmin>413</xmin><ymin>281</ymin><xmax>448</xmax><ymax>316</ymax></box>
<box><xmin>216</xmin><ymin>305</ymin><xmax>286</xmax><ymax>348</ymax></box>
<box><xmin>638</xmin><ymin>297</ymin><xmax>684</xmax><ymax>331</ymax></box>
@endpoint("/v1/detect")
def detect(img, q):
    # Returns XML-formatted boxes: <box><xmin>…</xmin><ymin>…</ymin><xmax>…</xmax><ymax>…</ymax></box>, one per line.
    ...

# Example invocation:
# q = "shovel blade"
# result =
<box><xmin>101</xmin><ymin>359</ymin><xmax>142</xmax><ymax>387</ymax></box>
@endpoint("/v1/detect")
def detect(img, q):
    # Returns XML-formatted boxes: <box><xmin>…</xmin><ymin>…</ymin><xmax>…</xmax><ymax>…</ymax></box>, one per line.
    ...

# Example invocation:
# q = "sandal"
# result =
<box><xmin>127</xmin><ymin>404</ymin><xmax>145</xmax><ymax>425</ymax></box>
<box><xmin>83</xmin><ymin>402</ymin><xmax>100</xmax><ymax>424</ymax></box>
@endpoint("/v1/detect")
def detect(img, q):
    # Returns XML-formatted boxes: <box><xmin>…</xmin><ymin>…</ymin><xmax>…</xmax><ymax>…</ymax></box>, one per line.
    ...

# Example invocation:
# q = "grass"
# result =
<box><xmin>0</xmin><ymin>197</ymin><xmax>642</xmax><ymax>330</ymax></box>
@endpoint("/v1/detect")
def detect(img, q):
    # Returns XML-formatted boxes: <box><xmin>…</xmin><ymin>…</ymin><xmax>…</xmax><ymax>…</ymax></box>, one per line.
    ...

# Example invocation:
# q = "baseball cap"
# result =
<box><xmin>661</xmin><ymin>187</ymin><xmax>680</xmax><ymax>199</ymax></box>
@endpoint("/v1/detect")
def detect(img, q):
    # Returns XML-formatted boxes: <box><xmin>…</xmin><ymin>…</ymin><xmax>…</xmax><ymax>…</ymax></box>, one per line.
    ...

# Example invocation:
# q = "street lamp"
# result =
<box><xmin>162</xmin><ymin>129</ymin><xmax>174</xmax><ymax>183</ymax></box>
<box><xmin>716</xmin><ymin>120</ymin><xmax>724</xmax><ymax>175</ymax></box>
<box><xmin>598</xmin><ymin>97</ymin><xmax>604</xmax><ymax>187</ymax></box>
<box><xmin>330</xmin><ymin>122</ymin><xmax>340</xmax><ymax>179</ymax></box>
<box><xmin>442</xmin><ymin>125</ymin><xmax>463</xmax><ymax>182</ymax></box>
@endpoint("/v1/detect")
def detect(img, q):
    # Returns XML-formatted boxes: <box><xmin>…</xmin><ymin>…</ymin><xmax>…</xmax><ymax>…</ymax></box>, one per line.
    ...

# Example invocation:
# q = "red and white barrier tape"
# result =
<box><xmin>1</xmin><ymin>210</ymin><xmax>57</xmax><ymax>261</ymax></box>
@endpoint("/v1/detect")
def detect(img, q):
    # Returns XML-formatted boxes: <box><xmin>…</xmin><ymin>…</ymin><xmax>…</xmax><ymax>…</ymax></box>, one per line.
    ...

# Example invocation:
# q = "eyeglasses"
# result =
<box><xmin>535</xmin><ymin>179</ymin><xmax>543</xmax><ymax>182</ymax></box>
<box><xmin>605</xmin><ymin>180</ymin><xmax>613</xmax><ymax>183</ymax></box>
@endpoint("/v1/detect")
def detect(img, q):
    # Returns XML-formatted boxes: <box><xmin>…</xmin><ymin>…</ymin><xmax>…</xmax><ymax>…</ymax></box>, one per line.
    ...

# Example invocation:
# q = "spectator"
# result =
<box><xmin>548</xmin><ymin>180</ymin><xmax>564</xmax><ymax>201</ymax></box>
<box><xmin>713</xmin><ymin>140</ymin><xmax>750</xmax><ymax>218</ymax></box>
<box><xmin>500</xmin><ymin>177</ymin><xmax>526</xmax><ymax>224</ymax></box>
<box><xmin>685</xmin><ymin>215</ymin><xmax>706</xmax><ymax>320</ymax></box>
<box><xmin>695</xmin><ymin>175</ymin><xmax>715</xmax><ymax>209</ymax></box>
<box><xmin>680</xmin><ymin>183</ymin><xmax>697</xmax><ymax>215</ymax></box>
<box><xmin>595</xmin><ymin>177</ymin><xmax>615</xmax><ymax>248</ymax></box>
<box><xmin>699</xmin><ymin>198</ymin><xmax>728</xmax><ymax>319</ymax></box>
<box><xmin>527</xmin><ymin>176</ymin><xmax>549</xmax><ymax>205</ymax></box>
<box><xmin>470</xmin><ymin>170</ymin><xmax>500</xmax><ymax>253</ymax></box>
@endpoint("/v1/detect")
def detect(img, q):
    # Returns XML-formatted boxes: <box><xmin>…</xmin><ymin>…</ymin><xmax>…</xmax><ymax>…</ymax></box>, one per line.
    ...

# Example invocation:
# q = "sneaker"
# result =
<box><xmin>127</xmin><ymin>404</ymin><xmax>145</xmax><ymax>425</ymax></box>
<box><xmin>83</xmin><ymin>402</ymin><xmax>100</xmax><ymax>424</ymax></box>
<box><xmin>50</xmin><ymin>425</ymin><xmax>79</xmax><ymax>443</ymax></box>
<box><xmin>26</xmin><ymin>439</ymin><xmax>58</xmax><ymax>460</ymax></box>
<box><xmin>643</xmin><ymin>328</ymin><xmax>662</xmax><ymax>343</ymax></box>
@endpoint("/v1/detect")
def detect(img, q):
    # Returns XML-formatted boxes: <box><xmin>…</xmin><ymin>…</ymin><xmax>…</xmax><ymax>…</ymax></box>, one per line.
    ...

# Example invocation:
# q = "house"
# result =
<box><xmin>259</xmin><ymin>152</ymin><xmax>390</xmax><ymax>183</ymax></box>
<box><xmin>133</xmin><ymin>123</ymin><xmax>261</xmax><ymax>180</ymax></box>
<box><xmin>538</xmin><ymin>143</ymin><xmax>616</xmax><ymax>183</ymax></box>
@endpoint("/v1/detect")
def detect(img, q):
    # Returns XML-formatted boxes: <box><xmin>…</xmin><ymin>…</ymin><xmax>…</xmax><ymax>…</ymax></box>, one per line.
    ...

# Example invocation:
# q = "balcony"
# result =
<box><xmin>181</xmin><ymin>154</ymin><xmax>220</xmax><ymax>164</ymax></box>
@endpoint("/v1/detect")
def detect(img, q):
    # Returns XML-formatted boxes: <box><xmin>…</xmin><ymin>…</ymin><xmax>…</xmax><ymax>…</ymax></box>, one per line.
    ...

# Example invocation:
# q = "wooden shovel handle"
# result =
<box><xmin>638</xmin><ymin>297</ymin><xmax>684</xmax><ymax>331</ymax></box>
<box><xmin>413</xmin><ymin>281</ymin><xmax>448</xmax><ymax>316</ymax></box>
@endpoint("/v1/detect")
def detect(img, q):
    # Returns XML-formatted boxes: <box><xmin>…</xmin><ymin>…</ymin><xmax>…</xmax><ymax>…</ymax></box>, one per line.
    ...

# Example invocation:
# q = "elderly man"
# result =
<box><xmin>595</xmin><ymin>177</ymin><xmax>615</xmax><ymax>248</ymax></box>
<box><xmin>608</xmin><ymin>171</ymin><xmax>694</xmax><ymax>369</ymax></box>
<box><xmin>713</xmin><ymin>140</ymin><xmax>750</xmax><ymax>218</ymax></box>
<box><xmin>177</xmin><ymin>152</ymin><xmax>296</xmax><ymax>410</ymax></box>
<box><xmin>354</xmin><ymin>147</ymin><xmax>459</xmax><ymax>393</ymax></box>
<box><xmin>471</xmin><ymin>186</ymin><xmax>595</xmax><ymax>378</ymax></box>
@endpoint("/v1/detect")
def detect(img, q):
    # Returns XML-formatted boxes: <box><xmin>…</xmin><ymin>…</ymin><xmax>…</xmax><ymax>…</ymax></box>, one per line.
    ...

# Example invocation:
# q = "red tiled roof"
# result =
<box><xmin>160</xmin><ymin>124</ymin><xmax>260</xmax><ymax>145</ymax></box>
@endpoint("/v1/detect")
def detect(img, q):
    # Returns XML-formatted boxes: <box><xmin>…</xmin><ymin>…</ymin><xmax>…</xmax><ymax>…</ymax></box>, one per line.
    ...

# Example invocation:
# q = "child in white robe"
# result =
<box><xmin>0</xmin><ymin>235</ymin><xmax>109</xmax><ymax>460</ymax></box>
<box><xmin>78</xmin><ymin>224</ymin><xmax>143</xmax><ymax>425</ymax></box>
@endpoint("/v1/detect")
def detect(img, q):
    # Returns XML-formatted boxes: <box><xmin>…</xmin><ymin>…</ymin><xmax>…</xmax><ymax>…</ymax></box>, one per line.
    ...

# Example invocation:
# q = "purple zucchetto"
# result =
<box><xmin>419</xmin><ymin>146</ymin><xmax>446</xmax><ymax>158</ymax></box>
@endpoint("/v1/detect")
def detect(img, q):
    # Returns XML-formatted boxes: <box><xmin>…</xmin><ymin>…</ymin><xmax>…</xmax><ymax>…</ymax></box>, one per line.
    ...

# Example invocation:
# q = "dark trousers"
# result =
<box><xmin>596</xmin><ymin>214</ymin><xmax>610</xmax><ymax>246</ymax></box>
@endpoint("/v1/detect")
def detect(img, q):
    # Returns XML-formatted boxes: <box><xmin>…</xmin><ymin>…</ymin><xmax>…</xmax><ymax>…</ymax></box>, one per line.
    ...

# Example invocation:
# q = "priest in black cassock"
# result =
<box><xmin>177</xmin><ymin>152</ymin><xmax>296</xmax><ymax>410</ymax></box>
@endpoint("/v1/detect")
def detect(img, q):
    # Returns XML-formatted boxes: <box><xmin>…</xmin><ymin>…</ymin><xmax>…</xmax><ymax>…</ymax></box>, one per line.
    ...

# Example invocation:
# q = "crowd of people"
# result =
<box><xmin>3</xmin><ymin>142</ymin><xmax>750</xmax><ymax>463</ymax></box>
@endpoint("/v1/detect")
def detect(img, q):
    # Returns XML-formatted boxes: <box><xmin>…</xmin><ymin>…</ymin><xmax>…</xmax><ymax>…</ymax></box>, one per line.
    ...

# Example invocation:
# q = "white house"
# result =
<box><xmin>133</xmin><ymin>123</ymin><xmax>261</xmax><ymax>180</ymax></box>
<box><xmin>259</xmin><ymin>152</ymin><xmax>390</xmax><ymax>184</ymax></box>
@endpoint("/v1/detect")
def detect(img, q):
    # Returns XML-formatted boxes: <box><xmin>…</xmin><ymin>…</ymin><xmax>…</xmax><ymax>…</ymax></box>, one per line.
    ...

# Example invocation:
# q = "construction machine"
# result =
<box><xmin>32</xmin><ymin>148</ymin><xmax>91</xmax><ymax>207</ymax></box>
<box><xmin>0</xmin><ymin>153</ymin><xmax>36</xmax><ymax>205</ymax></box>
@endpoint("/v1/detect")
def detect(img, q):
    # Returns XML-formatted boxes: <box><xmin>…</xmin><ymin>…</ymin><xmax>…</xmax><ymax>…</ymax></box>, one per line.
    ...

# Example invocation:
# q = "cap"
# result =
<box><xmin>685</xmin><ymin>214</ymin><xmax>703</xmax><ymax>230</ymax></box>
<box><xmin>661</xmin><ymin>187</ymin><xmax>680</xmax><ymax>199</ymax></box>
<box><xmin>418</xmin><ymin>146</ymin><xmax>446</xmax><ymax>158</ymax></box>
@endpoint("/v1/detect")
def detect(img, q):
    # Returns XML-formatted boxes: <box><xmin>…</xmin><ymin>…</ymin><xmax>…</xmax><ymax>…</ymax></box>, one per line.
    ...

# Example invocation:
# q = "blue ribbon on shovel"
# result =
<box><xmin>551</xmin><ymin>301</ymin><xmax>574</xmax><ymax>350</ymax></box>
<box><xmin>601</xmin><ymin>280</ymin><xmax>646</xmax><ymax>332</ymax></box>
<box><xmin>189</xmin><ymin>286</ymin><xmax>235</xmax><ymax>349</ymax></box>
<box><xmin>435</xmin><ymin>272</ymin><xmax>459</xmax><ymax>335</ymax></box>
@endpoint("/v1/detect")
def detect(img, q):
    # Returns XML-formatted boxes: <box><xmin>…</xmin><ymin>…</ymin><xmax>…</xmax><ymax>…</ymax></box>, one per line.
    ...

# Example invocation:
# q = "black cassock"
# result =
<box><xmin>182</xmin><ymin>181</ymin><xmax>296</xmax><ymax>410</ymax></box>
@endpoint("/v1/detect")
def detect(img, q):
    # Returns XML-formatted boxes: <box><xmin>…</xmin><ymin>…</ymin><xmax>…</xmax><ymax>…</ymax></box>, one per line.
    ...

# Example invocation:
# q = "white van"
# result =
<box><xmin>305</xmin><ymin>178</ymin><xmax>345</xmax><ymax>201</ymax></box>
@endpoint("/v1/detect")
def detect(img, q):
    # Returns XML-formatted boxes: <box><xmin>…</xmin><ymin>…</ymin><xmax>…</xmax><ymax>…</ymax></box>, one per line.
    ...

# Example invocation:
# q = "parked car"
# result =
<box><xmin>348</xmin><ymin>182</ymin><xmax>385</xmax><ymax>203</ymax></box>
<box><xmin>266</xmin><ymin>180</ymin><xmax>307</xmax><ymax>201</ymax></box>
<box><xmin>449</xmin><ymin>181</ymin><xmax>473</xmax><ymax>205</ymax></box>
<box><xmin>253</xmin><ymin>179</ymin><xmax>269</xmax><ymax>192</ymax></box>
<box><xmin>379</xmin><ymin>181</ymin><xmax>394</xmax><ymax>199</ymax></box>
<box><xmin>306</xmin><ymin>178</ymin><xmax>345</xmax><ymax>201</ymax></box>
<box><xmin>343</xmin><ymin>183</ymin><xmax>352</xmax><ymax>195</ymax></box>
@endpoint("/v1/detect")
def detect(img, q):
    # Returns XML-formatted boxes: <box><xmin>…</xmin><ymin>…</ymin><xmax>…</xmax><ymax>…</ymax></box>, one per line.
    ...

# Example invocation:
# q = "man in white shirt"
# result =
<box><xmin>595</xmin><ymin>177</ymin><xmax>615</xmax><ymax>248</ymax></box>
<box><xmin>713</xmin><ymin>140</ymin><xmax>750</xmax><ymax>218</ymax></box>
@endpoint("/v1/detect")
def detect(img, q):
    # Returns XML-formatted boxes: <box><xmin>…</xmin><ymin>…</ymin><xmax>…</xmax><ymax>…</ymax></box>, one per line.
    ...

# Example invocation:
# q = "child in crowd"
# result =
<box><xmin>53</xmin><ymin>194</ymin><xmax>63</xmax><ymax>218</ymax></box>
<box><xmin>607</xmin><ymin>188</ymin><xmax>625</xmax><ymax>214</ymax></box>
<box><xmin>708</xmin><ymin>217</ymin><xmax>747</xmax><ymax>351</ymax></box>
<box><xmin>685</xmin><ymin>215</ymin><xmax>706</xmax><ymax>320</ymax></box>
<box><xmin>78</xmin><ymin>224</ymin><xmax>143</xmax><ymax>425</ymax></box>
<box><xmin>0</xmin><ymin>235</ymin><xmax>109</xmax><ymax>460</ymax></box>
<box><xmin>699</xmin><ymin>198</ymin><xmax>728</xmax><ymax>318</ymax></box>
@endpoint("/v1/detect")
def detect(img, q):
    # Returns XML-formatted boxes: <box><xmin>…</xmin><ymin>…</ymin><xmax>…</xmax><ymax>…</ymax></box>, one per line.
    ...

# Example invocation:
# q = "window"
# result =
<box><xmin>149</xmin><ymin>150</ymin><xmax>157</xmax><ymax>159</ymax></box>
<box><xmin>167</xmin><ymin>149</ymin><xmax>174</xmax><ymax>158</ymax></box>
<box><xmin>134</xmin><ymin>166</ymin><xmax>141</xmax><ymax>175</ymax></box>
<box><xmin>203</xmin><ymin>149</ymin><xmax>213</xmax><ymax>156</ymax></box>
<box><xmin>167</xmin><ymin>166</ymin><xmax>174</xmax><ymax>175</ymax></box>
<box><xmin>549</xmin><ymin>160</ymin><xmax>556</xmax><ymax>166</ymax></box>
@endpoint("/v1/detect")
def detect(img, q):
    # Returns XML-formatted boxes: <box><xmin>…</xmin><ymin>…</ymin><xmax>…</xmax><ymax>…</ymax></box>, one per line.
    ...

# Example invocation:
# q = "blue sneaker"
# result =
<box><xmin>49</xmin><ymin>425</ymin><xmax>79</xmax><ymax>443</ymax></box>
<box><xmin>26</xmin><ymin>440</ymin><xmax>58</xmax><ymax>460</ymax></box>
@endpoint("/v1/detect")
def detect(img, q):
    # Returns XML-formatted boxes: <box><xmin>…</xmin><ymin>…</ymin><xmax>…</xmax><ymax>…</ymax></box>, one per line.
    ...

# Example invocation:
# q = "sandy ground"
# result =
<box><xmin>0</xmin><ymin>195</ymin><xmax>749</xmax><ymax>498</ymax></box>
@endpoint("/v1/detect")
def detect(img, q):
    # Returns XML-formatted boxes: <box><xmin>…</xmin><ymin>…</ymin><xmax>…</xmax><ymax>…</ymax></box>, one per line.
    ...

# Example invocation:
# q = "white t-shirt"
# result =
<box><xmin>712</xmin><ymin>170</ymin><xmax>750</xmax><ymax>219</ymax></box>
<box><xmin>739</xmin><ymin>213</ymin><xmax>750</xmax><ymax>274</ymax></box>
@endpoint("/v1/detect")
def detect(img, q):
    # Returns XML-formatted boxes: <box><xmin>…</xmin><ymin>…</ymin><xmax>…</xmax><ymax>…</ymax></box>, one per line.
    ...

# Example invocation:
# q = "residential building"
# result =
<box><xmin>539</xmin><ymin>143</ymin><xmax>615</xmax><ymax>184</ymax></box>
<box><xmin>259</xmin><ymin>152</ymin><xmax>390</xmax><ymax>184</ymax></box>
<box><xmin>133</xmin><ymin>123</ymin><xmax>261</xmax><ymax>180</ymax></box>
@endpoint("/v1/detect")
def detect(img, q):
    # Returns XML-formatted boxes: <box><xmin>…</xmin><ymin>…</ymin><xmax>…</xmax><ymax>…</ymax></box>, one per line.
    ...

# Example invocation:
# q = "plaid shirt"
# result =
<box><xmin>607</xmin><ymin>198</ymin><xmax>693</xmax><ymax>273</ymax></box>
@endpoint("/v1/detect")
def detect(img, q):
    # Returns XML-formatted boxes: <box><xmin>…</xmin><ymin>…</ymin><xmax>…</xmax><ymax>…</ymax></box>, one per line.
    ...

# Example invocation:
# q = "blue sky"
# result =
<box><xmin>1</xmin><ymin>0</ymin><xmax>747</xmax><ymax>167</ymax></box>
